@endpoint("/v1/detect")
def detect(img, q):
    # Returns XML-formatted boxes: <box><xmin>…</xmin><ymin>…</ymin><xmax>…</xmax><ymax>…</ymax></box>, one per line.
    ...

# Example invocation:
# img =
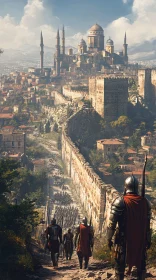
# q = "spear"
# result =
<box><xmin>141</xmin><ymin>154</ymin><xmax>147</xmax><ymax>197</ymax></box>
<box><xmin>90</xmin><ymin>213</ymin><xmax>92</xmax><ymax>227</ymax></box>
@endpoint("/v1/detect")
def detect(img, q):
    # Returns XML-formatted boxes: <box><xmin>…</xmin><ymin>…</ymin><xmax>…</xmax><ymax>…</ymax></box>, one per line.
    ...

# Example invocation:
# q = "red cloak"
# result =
<box><xmin>123</xmin><ymin>194</ymin><xmax>148</xmax><ymax>270</ymax></box>
<box><xmin>77</xmin><ymin>224</ymin><xmax>91</xmax><ymax>257</ymax></box>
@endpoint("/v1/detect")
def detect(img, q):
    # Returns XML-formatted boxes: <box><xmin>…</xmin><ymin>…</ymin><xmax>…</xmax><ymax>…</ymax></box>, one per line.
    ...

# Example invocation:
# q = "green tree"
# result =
<box><xmin>0</xmin><ymin>159</ymin><xmax>39</xmax><ymax>279</ymax></box>
<box><xmin>89</xmin><ymin>149</ymin><xmax>103</xmax><ymax>170</ymax></box>
<box><xmin>0</xmin><ymin>159</ymin><xmax>19</xmax><ymax>202</ymax></box>
<box><xmin>128</xmin><ymin>129</ymin><xmax>141</xmax><ymax>150</ymax></box>
<box><xmin>111</xmin><ymin>116</ymin><xmax>132</xmax><ymax>136</ymax></box>
<box><xmin>148</xmin><ymin>170</ymin><xmax>156</xmax><ymax>190</ymax></box>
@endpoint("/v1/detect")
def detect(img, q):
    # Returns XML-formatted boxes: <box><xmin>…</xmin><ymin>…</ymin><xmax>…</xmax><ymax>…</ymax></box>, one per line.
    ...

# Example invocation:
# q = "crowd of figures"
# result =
<box><xmin>54</xmin><ymin>206</ymin><xmax>79</xmax><ymax>229</ymax></box>
<box><xmin>53</xmin><ymin>192</ymin><xmax>73</xmax><ymax>205</ymax></box>
<box><xmin>44</xmin><ymin>217</ymin><xmax>94</xmax><ymax>269</ymax></box>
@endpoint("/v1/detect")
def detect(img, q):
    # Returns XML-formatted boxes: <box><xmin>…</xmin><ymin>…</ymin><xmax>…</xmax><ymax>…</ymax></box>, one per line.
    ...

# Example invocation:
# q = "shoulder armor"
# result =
<box><xmin>112</xmin><ymin>196</ymin><xmax>125</xmax><ymax>208</ymax></box>
<box><xmin>111</xmin><ymin>196</ymin><xmax>125</xmax><ymax>217</ymax></box>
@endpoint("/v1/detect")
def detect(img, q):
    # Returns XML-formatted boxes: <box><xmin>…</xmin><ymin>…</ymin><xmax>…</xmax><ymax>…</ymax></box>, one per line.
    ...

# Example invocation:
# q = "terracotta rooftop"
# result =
<box><xmin>0</xmin><ymin>114</ymin><xmax>13</xmax><ymax>119</ymax></box>
<box><xmin>97</xmin><ymin>138</ymin><xmax>124</xmax><ymax>145</ymax></box>
<box><xmin>127</xmin><ymin>148</ymin><xmax>137</xmax><ymax>154</ymax></box>
<box><xmin>2</xmin><ymin>126</ymin><xmax>15</xmax><ymax>129</ymax></box>
<box><xmin>124</xmin><ymin>171</ymin><xmax>150</xmax><ymax>175</ymax></box>
<box><xmin>32</xmin><ymin>159</ymin><xmax>45</xmax><ymax>165</ymax></box>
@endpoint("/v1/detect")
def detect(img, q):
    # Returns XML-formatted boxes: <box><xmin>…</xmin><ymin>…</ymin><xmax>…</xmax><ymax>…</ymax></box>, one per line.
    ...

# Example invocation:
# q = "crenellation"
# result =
<box><xmin>62</xmin><ymin>109</ymin><xmax>119</xmax><ymax>232</ymax></box>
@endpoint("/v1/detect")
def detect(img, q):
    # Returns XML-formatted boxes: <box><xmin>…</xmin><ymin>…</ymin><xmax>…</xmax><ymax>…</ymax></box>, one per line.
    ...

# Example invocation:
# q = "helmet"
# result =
<box><xmin>124</xmin><ymin>175</ymin><xmax>139</xmax><ymax>194</ymax></box>
<box><xmin>82</xmin><ymin>217</ymin><xmax>88</xmax><ymax>226</ymax></box>
<box><xmin>51</xmin><ymin>218</ymin><xmax>56</xmax><ymax>225</ymax></box>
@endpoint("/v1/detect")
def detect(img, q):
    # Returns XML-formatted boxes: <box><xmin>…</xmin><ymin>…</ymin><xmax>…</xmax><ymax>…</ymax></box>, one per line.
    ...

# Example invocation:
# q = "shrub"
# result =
<box><xmin>147</xmin><ymin>233</ymin><xmax>156</xmax><ymax>267</ymax></box>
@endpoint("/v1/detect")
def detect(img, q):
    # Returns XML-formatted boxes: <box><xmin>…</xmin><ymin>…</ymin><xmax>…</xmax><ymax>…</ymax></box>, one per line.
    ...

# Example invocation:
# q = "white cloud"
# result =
<box><xmin>0</xmin><ymin>0</ymin><xmax>60</xmax><ymax>49</ymax></box>
<box><xmin>122</xmin><ymin>0</ymin><xmax>128</xmax><ymax>4</ymax></box>
<box><xmin>0</xmin><ymin>0</ymin><xmax>156</xmax><ymax>62</ymax></box>
<box><xmin>105</xmin><ymin>0</ymin><xmax>156</xmax><ymax>55</ymax></box>
<box><xmin>0</xmin><ymin>0</ymin><xmax>84</xmax><ymax>50</ymax></box>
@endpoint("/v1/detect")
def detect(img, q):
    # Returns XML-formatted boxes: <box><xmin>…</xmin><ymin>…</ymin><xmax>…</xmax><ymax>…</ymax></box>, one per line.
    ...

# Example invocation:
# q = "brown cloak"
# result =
<box><xmin>123</xmin><ymin>194</ymin><xmax>148</xmax><ymax>270</ymax></box>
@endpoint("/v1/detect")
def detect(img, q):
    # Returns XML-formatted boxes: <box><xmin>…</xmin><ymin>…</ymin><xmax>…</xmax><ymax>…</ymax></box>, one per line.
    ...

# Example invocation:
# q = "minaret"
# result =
<box><xmin>56</xmin><ymin>29</ymin><xmax>60</xmax><ymax>76</ymax></box>
<box><xmin>62</xmin><ymin>25</ymin><xmax>65</xmax><ymax>56</ymax></box>
<box><xmin>40</xmin><ymin>31</ymin><xmax>44</xmax><ymax>72</ymax></box>
<box><xmin>123</xmin><ymin>32</ymin><xmax>128</xmax><ymax>64</ymax></box>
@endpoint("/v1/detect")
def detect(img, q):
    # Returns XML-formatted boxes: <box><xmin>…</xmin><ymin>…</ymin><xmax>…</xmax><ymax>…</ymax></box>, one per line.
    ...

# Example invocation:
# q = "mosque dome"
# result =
<box><xmin>106</xmin><ymin>38</ymin><xmax>114</xmax><ymax>46</ymax></box>
<box><xmin>79</xmin><ymin>39</ymin><xmax>87</xmax><ymax>46</ymax></box>
<box><xmin>88</xmin><ymin>24</ymin><xmax>104</xmax><ymax>36</ymax></box>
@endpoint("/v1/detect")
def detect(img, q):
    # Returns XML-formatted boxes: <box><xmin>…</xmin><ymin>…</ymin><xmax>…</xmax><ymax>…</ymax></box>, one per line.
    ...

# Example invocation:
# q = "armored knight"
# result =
<box><xmin>46</xmin><ymin>218</ymin><xmax>62</xmax><ymax>268</ymax></box>
<box><xmin>107</xmin><ymin>175</ymin><xmax>151</xmax><ymax>280</ymax></box>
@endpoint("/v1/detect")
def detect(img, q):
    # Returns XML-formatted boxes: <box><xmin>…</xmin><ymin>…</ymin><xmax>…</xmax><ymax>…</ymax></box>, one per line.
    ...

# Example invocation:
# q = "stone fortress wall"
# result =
<box><xmin>63</xmin><ymin>86</ymin><xmax>87</xmax><ymax>100</ymax></box>
<box><xmin>62</xmin><ymin>109</ymin><xmax>119</xmax><ymax>233</ymax></box>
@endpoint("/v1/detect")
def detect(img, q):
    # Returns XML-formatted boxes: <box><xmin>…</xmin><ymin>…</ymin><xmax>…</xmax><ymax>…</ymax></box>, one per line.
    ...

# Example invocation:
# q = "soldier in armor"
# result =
<box><xmin>75</xmin><ymin>217</ymin><xmax>94</xmax><ymax>269</ymax></box>
<box><xmin>107</xmin><ymin>175</ymin><xmax>151</xmax><ymax>280</ymax></box>
<box><xmin>46</xmin><ymin>218</ymin><xmax>62</xmax><ymax>268</ymax></box>
<box><xmin>63</xmin><ymin>228</ymin><xmax>74</xmax><ymax>260</ymax></box>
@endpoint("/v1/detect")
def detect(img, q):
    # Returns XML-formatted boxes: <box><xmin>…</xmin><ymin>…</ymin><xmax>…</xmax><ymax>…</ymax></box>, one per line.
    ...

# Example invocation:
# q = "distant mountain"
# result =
<box><xmin>2</xmin><ymin>41</ymin><xmax>156</xmax><ymax>74</ymax></box>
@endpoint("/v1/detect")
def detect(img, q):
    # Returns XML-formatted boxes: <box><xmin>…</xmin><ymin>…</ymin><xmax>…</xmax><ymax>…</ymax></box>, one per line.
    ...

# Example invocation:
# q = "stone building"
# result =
<box><xmin>97</xmin><ymin>138</ymin><xmax>125</xmax><ymax>159</ymax></box>
<box><xmin>138</xmin><ymin>69</ymin><xmax>152</xmax><ymax>101</ymax></box>
<box><xmin>0</xmin><ymin>132</ymin><xmax>26</xmax><ymax>154</ymax></box>
<box><xmin>53</xmin><ymin>24</ymin><xmax>128</xmax><ymax>75</ymax></box>
<box><xmin>89</xmin><ymin>76</ymin><xmax>128</xmax><ymax>121</ymax></box>
<box><xmin>141</xmin><ymin>132</ymin><xmax>156</xmax><ymax>147</ymax></box>
<box><xmin>138</xmin><ymin>68</ymin><xmax>156</xmax><ymax>106</ymax></box>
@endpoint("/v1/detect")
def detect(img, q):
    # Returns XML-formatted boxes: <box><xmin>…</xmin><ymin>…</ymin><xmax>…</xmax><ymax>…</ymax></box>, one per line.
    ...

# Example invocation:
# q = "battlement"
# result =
<box><xmin>89</xmin><ymin>75</ymin><xmax>128</xmax><ymax>80</ymax></box>
<box><xmin>62</xmin><ymin>108</ymin><xmax>119</xmax><ymax>232</ymax></box>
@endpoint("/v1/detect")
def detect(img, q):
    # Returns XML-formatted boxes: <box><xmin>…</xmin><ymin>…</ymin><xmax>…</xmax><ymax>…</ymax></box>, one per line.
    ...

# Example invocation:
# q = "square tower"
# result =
<box><xmin>89</xmin><ymin>76</ymin><xmax>128</xmax><ymax>121</ymax></box>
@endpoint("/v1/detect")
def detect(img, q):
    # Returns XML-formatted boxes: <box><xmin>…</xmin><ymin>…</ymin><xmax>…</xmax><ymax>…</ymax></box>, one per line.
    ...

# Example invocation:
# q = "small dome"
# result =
<box><xmin>79</xmin><ymin>39</ymin><xmax>87</xmax><ymax>46</ymax></box>
<box><xmin>106</xmin><ymin>38</ymin><xmax>114</xmax><ymax>46</ymax></box>
<box><xmin>89</xmin><ymin>24</ymin><xmax>103</xmax><ymax>32</ymax></box>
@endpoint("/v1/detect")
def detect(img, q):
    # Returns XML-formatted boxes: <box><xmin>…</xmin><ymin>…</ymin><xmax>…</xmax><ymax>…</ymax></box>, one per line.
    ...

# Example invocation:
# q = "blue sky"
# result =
<box><xmin>0</xmin><ymin>0</ymin><xmax>132</xmax><ymax>31</ymax></box>
<box><xmin>0</xmin><ymin>0</ymin><xmax>156</xmax><ymax>61</ymax></box>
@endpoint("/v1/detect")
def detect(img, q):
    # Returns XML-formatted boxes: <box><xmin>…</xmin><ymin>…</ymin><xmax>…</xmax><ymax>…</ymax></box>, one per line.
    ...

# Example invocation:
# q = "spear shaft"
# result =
<box><xmin>141</xmin><ymin>154</ymin><xmax>147</xmax><ymax>197</ymax></box>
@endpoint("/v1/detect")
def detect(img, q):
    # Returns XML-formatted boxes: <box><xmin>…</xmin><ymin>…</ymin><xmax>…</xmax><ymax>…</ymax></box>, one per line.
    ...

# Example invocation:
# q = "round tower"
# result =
<box><xmin>88</xmin><ymin>23</ymin><xmax>104</xmax><ymax>51</ymax></box>
<box><xmin>106</xmin><ymin>37</ymin><xmax>114</xmax><ymax>54</ymax></box>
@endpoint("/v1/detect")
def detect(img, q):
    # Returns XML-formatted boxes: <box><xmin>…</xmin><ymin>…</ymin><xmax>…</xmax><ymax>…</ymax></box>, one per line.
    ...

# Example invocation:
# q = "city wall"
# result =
<box><xmin>63</xmin><ymin>86</ymin><xmax>87</xmax><ymax>100</ymax></box>
<box><xmin>51</xmin><ymin>91</ymin><xmax>70</xmax><ymax>105</ymax></box>
<box><xmin>62</xmin><ymin>109</ymin><xmax>119</xmax><ymax>233</ymax></box>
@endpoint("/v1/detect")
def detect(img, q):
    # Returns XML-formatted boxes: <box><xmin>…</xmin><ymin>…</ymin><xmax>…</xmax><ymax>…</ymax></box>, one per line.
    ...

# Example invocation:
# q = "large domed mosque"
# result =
<box><xmin>54</xmin><ymin>23</ymin><xmax>128</xmax><ymax>75</ymax></box>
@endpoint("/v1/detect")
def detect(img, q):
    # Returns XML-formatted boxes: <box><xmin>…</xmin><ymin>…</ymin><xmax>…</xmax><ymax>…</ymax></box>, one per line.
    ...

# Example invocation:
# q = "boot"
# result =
<box><xmin>84</xmin><ymin>259</ymin><xmax>88</xmax><ymax>269</ymax></box>
<box><xmin>79</xmin><ymin>258</ymin><xmax>82</xmax><ymax>269</ymax></box>
<box><xmin>137</xmin><ymin>270</ymin><xmax>146</xmax><ymax>280</ymax></box>
<box><xmin>115</xmin><ymin>272</ymin><xmax>124</xmax><ymax>280</ymax></box>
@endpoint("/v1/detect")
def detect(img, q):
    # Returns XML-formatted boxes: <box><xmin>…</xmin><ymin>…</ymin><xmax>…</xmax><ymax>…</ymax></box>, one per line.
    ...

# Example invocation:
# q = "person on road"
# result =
<box><xmin>107</xmin><ymin>175</ymin><xmax>151</xmax><ymax>280</ymax></box>
<box><xmin>75</xmin><ymin>217</ymin><xmax>94</xmax><ymax>269</ymax></box>
<box><xmin>46</xmin><ymin>218</ymin><xmax>62</xmax><ymax>268</ymax></box>
<box><xmin>63</xmin><ymin>228</ymin><xmax>74</xmax><ymax>260</ymax></box>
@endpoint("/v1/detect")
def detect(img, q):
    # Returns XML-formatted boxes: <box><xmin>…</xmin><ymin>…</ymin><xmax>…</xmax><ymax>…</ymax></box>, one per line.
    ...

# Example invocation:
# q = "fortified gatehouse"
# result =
<box><xmin>62</xmin><ymin>109</ymin><xmax>119</xmax><ymax>233</ymax></box>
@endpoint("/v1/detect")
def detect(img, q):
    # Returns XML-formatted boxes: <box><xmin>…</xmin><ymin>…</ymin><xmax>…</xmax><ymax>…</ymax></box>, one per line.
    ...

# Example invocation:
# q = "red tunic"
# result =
<box><xmin>77</xmin><ymin>224</ymin><xmax>91</xmax><ymax>257</ymax></box>
<box><xmin>123</xmin><ymin>194</ymin><xmax>148</xmax><ymax>270</ymax></box>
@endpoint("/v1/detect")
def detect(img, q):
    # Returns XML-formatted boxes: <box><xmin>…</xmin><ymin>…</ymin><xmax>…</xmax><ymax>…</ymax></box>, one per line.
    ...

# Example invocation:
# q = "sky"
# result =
<box><xmin>0</xmin><ymin>0</ymin><xmax>156</xmax><ymax>59</ymax></box>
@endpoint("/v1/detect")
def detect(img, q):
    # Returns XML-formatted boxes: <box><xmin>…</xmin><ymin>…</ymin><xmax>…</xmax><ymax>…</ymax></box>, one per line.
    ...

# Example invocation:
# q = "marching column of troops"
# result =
<box><xmin>44</xmin><ymin>173</ymin><xmax>152</xmax><ymax>280</ymax></box>
<box><xmin>54</xmin><ymin>206</ymin><xmax>79</xmax><ymax>229</ymax></box>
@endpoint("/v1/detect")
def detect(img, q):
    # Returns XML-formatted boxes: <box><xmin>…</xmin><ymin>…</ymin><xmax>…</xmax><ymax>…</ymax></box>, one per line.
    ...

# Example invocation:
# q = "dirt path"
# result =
<box><xmin>35</xmin><ymin>251</ymin><xmax>156</xmax><ymax>280</ymax></box>
<box><xmin>37</xmin><ymin>252</ymin><xmax>114</xmax><ymax>280</ymax></box>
